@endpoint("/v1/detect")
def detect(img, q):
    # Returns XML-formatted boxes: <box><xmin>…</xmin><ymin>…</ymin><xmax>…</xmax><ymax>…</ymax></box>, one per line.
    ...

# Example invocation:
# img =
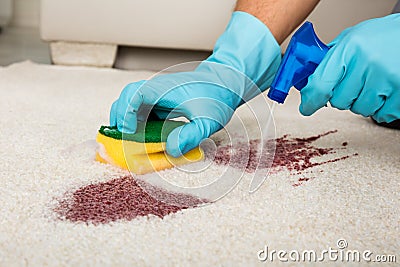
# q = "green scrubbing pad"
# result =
<box><xmin>96</xmin><ymin>119</ymin><xmax>204</xmax><ymax>174</ymax></box>
<box><xmin>99</xmin><ymin>120</ymin><xmax>185</xmax><ymax>143</ymax></box>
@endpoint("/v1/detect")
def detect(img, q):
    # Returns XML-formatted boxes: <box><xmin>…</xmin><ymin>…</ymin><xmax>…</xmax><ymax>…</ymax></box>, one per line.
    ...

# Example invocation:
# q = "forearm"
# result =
<box><xmin>235</xmin><ymin>0</ymin><xmax>320</xmax><ymax>44</ymax></box>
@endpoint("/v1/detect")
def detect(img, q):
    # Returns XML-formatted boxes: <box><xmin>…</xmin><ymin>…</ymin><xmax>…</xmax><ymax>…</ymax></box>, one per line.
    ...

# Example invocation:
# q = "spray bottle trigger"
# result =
<box><xmin>268</xmin><ymin>22</ymin><xmax>330</xmax><ymax>104</ymax></box>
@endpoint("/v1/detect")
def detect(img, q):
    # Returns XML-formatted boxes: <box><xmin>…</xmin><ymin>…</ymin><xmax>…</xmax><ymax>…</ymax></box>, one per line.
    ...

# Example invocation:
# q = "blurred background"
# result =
<box><xmin>0</xmin><ymin>0</ymin><xmax>397</xmax><ymax>71</ymax></box>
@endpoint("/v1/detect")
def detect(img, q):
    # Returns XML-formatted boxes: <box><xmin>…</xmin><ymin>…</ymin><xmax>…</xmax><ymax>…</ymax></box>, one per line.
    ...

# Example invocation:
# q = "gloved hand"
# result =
<box><xmin>299</xmin><ymin>14</ymin><xmax>400</xmax><ymax>123</ymax></box>
<box><xmin>110</xmin><ymin>11</ymin><xmax>281</xmax><ymax>157</ymax></box>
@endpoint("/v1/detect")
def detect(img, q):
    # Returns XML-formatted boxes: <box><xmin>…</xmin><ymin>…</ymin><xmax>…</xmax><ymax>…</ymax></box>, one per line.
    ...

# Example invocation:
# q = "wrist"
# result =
<box><xmin>204</xmin><ymin>11</ymin><xmax>281</xmax><ymax>92</ymax></box>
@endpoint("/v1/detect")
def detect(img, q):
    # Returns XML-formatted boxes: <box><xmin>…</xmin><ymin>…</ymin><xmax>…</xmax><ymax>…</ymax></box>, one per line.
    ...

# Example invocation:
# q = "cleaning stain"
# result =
<box><xmin>55</xmin><ymin>176</ymin><xmax>206</xmax><ymax>224</ymax></box>
<box><xmin>212</xmin><ymin>130</ymin><xmax>356</xmax><ymax>186</ymax></box>
<box><xmin>55</xmin><ymin>130</ymin><xmax>355</xmax><ymax>224</ymax></box>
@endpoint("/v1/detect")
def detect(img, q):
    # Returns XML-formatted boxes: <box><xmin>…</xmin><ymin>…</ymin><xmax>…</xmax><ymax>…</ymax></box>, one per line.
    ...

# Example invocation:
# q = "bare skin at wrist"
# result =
<box><xmin>235</xmin><ymin>0</ymin><xmax>320</xmax><ymax>44</ymax></box>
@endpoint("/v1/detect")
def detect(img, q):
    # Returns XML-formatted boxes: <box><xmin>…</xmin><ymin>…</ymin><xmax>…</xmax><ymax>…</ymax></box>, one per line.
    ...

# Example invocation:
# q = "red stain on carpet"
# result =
<box><xmin>55</xmin><ymin>176</ymin><xmax>205</xmax><ymax>224</ymax></box>
<box><xmin>55</xmin><ymin>130</ymin><xmax>356</xmax><ymax>224</ymax></box>
<box><xmin>212</xmin><ymin>130</ymin><xmax>356</xmax><ymax>186</ymax></box>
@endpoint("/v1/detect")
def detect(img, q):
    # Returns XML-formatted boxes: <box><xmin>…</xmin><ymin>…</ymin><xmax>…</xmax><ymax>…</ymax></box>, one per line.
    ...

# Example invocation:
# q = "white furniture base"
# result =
<box><xmin>50</xmin><ymin>42</ymin><xmax>117</xmax><ymax>68</ymax></box>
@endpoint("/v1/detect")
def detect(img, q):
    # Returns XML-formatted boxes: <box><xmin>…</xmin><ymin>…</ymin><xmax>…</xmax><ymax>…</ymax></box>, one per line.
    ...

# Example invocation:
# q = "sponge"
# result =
<box><xmin>95</xmin><ymin>121</ymin><xmax>204</xmax><ymax>174</ymax></box>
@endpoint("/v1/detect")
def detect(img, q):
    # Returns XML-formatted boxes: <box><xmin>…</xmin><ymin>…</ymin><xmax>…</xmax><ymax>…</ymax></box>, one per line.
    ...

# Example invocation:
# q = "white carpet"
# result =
<box><xmin>0</xmin><ymin>61</ymin><xmax>399</xmax><ymax>266</ymax></box>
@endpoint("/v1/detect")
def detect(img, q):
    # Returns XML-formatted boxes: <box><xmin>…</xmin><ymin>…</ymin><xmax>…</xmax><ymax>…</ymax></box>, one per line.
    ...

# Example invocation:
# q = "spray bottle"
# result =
<box><xmin>268</xmin><ymin>22</ymin><xmax>329</xmax><ymax>104</ymax></box>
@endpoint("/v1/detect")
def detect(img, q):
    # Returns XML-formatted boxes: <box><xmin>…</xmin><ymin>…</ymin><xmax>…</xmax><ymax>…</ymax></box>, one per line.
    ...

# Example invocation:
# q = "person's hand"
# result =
<box><xmin>299</xmin><ymin>14</ymin><xmax>400</xmax><ymax>123</ymax></box>
<box><xmin>110</xmin><ymin>12</ymin><xmax>281</xmax><ymax>157</ymax></box>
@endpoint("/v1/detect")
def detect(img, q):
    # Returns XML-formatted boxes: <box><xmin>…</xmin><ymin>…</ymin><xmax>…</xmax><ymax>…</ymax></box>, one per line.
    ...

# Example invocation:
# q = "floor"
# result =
<box><xmin>0</xmin><ymin>26</ymin><xmax>51</xmax><ymax>66</ymax></box>
<box><xmin>1</xmin><ymin>25</ymin><xmax>399</xmax><ymax>266</ymax></box>
<box><xmin>0</xmin><ymin>61</ymin><xmax>398</xmax><ymax>266</ymax></box>
<box><xmin>0</xmin><ymin>26</ymin><xmax>210</xmax><ymax>71</ymax></box>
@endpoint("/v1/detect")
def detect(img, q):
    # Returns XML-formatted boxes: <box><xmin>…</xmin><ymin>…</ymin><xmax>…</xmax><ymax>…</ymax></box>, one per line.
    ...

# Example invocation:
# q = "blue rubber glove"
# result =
<box><xmin>110</xmin><ymin>11</ymin><xmax>281</xmax><ymax>157</ymax></box>
<box><xmin>299</xmin><ymin>14</ymin><xmax>400</xmax><ymax>123</ymax></box>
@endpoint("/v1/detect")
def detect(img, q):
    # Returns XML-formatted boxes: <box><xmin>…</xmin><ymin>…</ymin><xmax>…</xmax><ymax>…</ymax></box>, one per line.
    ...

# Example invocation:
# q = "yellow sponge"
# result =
<box><xmin>95</xmin><ymin>121</ymin><xmax>204</xmax><ymax>174</ymax></box>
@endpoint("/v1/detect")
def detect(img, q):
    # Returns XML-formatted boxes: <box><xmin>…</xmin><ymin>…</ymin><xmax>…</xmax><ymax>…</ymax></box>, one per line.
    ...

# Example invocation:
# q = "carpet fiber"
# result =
<box><xmin>0</xmin><ymin>61</ymin><xmax>399</xmax><ymax>266</ymax></box>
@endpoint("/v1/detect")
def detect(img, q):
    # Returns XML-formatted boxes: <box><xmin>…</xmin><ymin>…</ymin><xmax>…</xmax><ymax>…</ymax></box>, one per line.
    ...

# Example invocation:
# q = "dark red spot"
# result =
<box><xmin>292</xmin><ymin>177</ymin><xmax>314</xmax><ymax>187</ymax></box>
<box><xmin>55</xmin><ymin>176</ymin><xmax>206</xmax><ymax>225</ymax></box>
<box><xmin>342</xmin><ymin>142</ymin><xmax>348</xmax><ymax>146</ymax></box>
<box><xmin>210</xmin><ymin>130</ymin><xmax>355</xmax><ymax>186</ymax></box>
<box><xmin>55</xmin><ymin>131</ymin><xmax>355</xmax><ymax>224</ymax></box>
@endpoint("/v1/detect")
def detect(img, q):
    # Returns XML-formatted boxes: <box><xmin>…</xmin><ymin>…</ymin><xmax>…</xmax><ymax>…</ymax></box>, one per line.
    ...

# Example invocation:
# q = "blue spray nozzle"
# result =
<box><xmin>268</xmin><ymin>22</ymin><xmax>330</xmax><ymax>104</ymax></box>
